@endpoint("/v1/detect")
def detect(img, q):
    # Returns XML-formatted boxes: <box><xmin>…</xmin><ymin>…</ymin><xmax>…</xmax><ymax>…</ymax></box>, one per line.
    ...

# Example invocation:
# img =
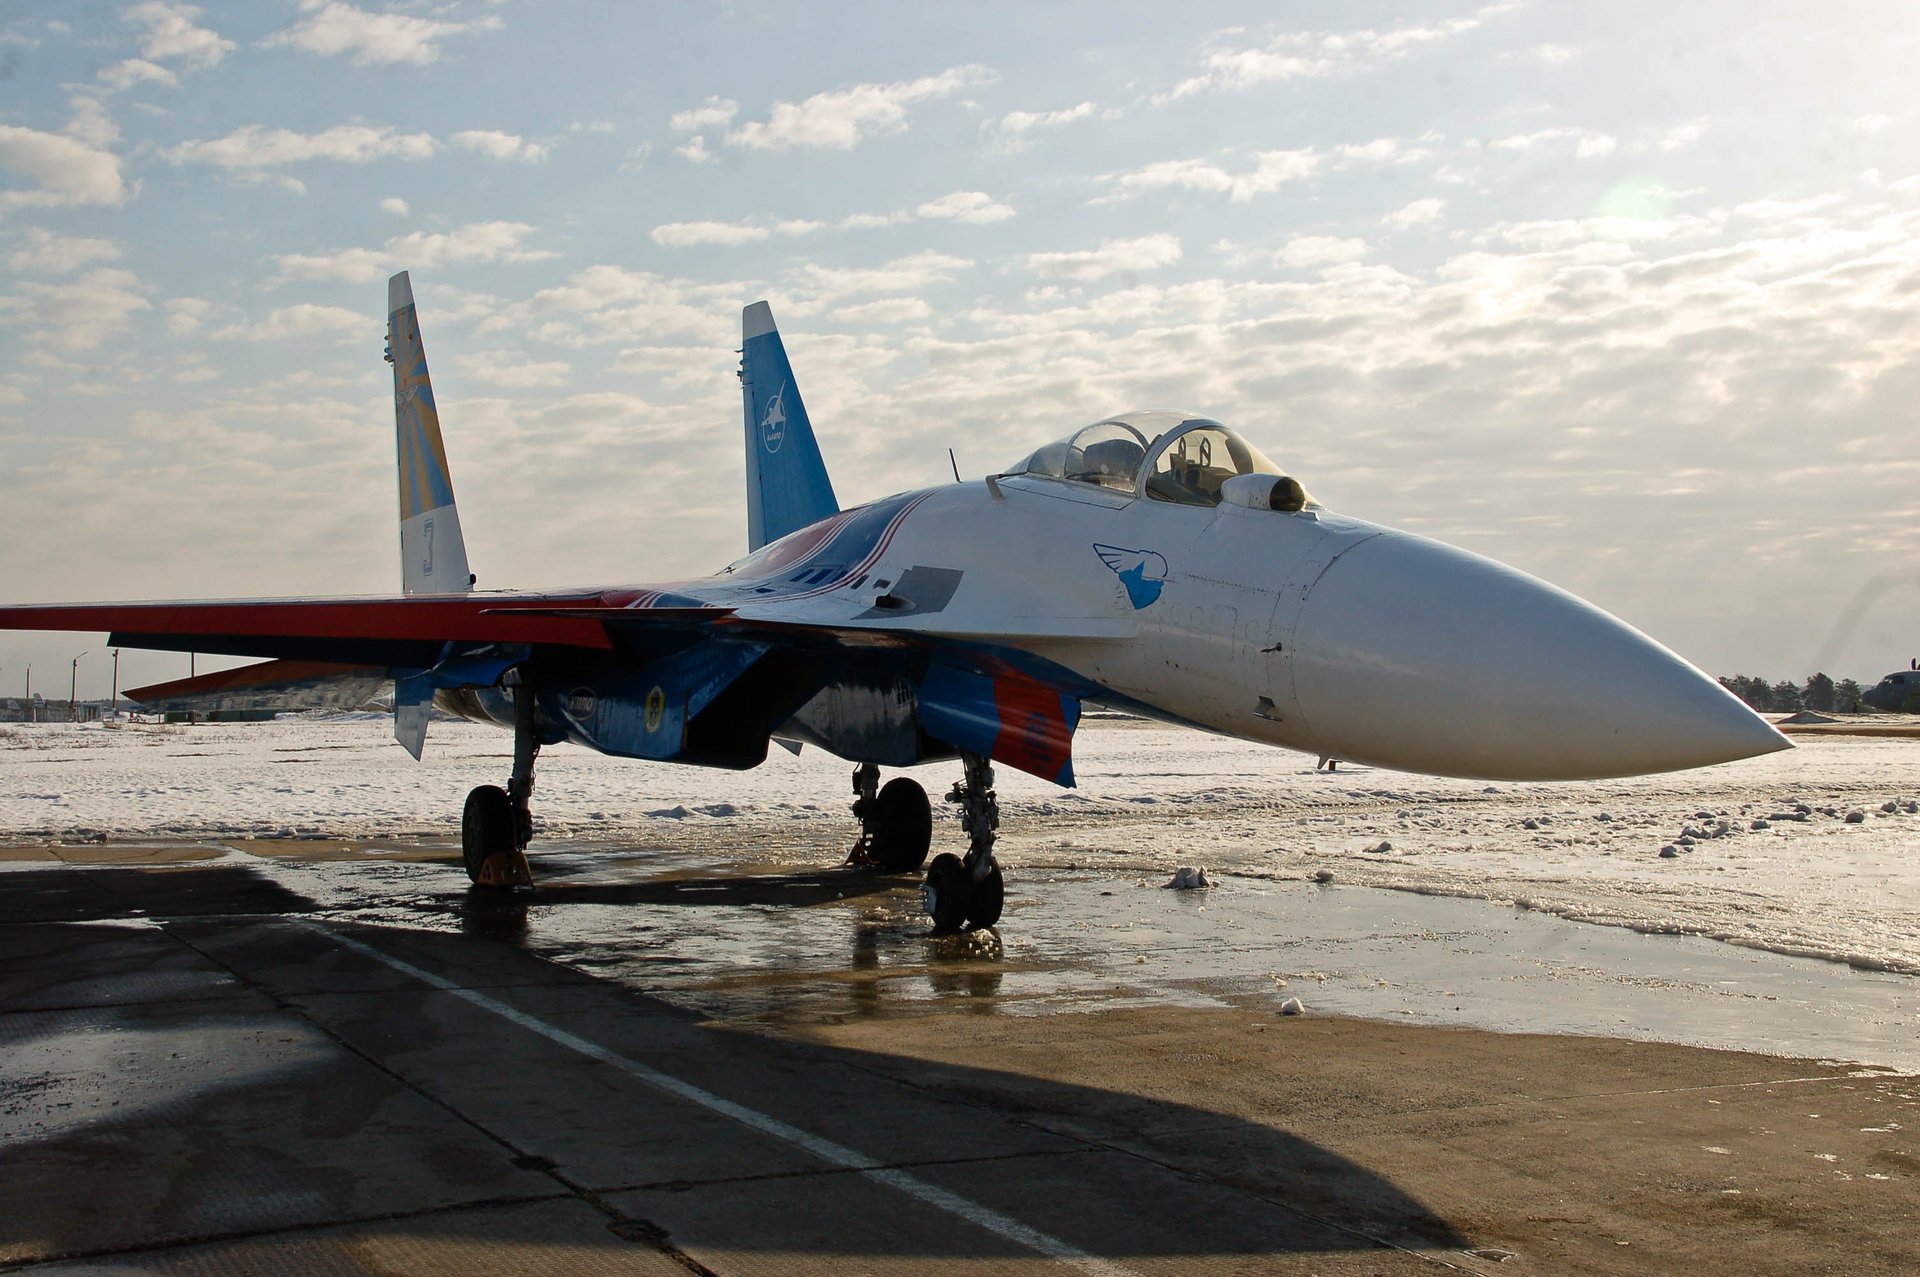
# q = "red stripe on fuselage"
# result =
<box><xmin>990</xmin><ymin>675</ymin><xmax>1072</xmax><ymax>784</ymax></box>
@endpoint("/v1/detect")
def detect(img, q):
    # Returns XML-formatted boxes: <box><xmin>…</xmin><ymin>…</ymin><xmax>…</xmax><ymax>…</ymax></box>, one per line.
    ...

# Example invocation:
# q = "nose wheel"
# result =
<box><xmin>923</xmin><ymin>752</ymin><xmax>1004</xmax><ymax>933</ymax></box>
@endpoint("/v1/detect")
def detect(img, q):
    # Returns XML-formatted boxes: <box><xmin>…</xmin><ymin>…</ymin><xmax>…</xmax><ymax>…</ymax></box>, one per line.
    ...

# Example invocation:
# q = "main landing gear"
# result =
<box><xmin>462</xmin><ymin>683</ymin><xmax>536</xmax><ymax>889</ymax></box>
<box><xmin>922</xmin><ymin>752</ymin><xmax>1004</xmax><ymax>934</ymax></box>
<box><xmin>846</xmin><ymin>761</ymin><xmax>933</xmax><ymax>873</ymax></box>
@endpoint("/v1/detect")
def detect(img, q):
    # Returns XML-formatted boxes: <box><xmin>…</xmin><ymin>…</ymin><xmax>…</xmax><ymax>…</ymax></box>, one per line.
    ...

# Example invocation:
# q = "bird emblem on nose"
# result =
<box><xmin>1094</xmin><ymin>543</ymin><xmax>1168</xmax><ymax>609</ymax></box>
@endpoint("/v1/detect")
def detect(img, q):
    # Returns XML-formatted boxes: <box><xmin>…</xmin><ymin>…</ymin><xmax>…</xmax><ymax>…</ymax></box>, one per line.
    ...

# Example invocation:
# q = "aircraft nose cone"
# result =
<box><xmin>1289</xmin><ymin>532</ymin><xmax>1790</xmax><ymax>780</ymax></box>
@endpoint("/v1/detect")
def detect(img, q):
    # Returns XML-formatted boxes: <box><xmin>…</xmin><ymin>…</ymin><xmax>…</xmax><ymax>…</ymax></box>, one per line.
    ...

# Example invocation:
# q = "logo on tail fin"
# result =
<box><xmin>760</xmin><ymin>382</ymin><xmax>787</xmax><ymax>454</ymax></box>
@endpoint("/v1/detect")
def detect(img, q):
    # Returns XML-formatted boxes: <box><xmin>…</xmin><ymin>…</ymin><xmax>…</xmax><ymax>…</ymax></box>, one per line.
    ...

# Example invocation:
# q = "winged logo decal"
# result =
<box><xmin>1094</xmin><ymin>543</ymin><xmax>1168</xmax><ymax>610</ymax></box>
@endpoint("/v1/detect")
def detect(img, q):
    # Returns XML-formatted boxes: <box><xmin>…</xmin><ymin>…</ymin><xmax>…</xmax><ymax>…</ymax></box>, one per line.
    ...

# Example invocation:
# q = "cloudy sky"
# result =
<box><xmin>2</xmin><ymin>0</ymin><xmax>1918</xmax><ymax>699</ymax></box>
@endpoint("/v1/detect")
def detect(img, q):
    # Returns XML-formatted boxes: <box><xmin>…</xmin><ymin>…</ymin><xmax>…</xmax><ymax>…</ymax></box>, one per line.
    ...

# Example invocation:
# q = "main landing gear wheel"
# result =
<box><xmin>462</xmin><ymin>783</ymin><xmax>518</xmax><ymax>883</ymax></box>
<box><xmin>867</xmin><ymin>778</ymin><xmax>932</xmax><ymax>872</ymax></box>
<box><xmin>848</xmin><ymin>764</ymin><xmax>933</xmax><ymax>873</ymax></box>
<box><xmin>461</xmin><ymin>678</ymin><xmax>537</xmax><ymax>890</ymax></box>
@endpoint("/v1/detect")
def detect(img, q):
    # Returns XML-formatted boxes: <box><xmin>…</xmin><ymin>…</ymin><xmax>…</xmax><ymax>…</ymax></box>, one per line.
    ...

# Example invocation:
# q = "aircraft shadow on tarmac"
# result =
<box><xmin>484</xmin><ymin>863</ymin><xmax>907</xmax><ymax>910</ymax></box>
<box><xmin>1</xmin><ymin>865</ymin><xmax>1471</xmax><ymax>1266</ymax></box>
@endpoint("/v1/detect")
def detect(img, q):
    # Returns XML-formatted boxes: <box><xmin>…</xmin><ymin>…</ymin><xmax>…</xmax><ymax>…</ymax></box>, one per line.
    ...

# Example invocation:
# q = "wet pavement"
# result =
<box><xmin>2</xmin><ymin>843</ymin><xmax>1917</xmax><ymax>1275</ymax></box>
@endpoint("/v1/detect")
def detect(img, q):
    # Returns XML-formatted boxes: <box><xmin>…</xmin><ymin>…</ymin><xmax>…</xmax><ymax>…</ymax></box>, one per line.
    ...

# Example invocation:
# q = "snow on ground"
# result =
<box><xmin>3</xmin><ymin>713</ymin><xmax>1918</xmax><ymax>977</ymax></box>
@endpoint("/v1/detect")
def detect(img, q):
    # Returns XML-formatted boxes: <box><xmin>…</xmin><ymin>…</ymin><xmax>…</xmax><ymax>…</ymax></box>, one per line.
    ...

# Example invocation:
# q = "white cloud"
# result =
<box><xmin>1851</xmin><ymin>114</ymin><xmax>1891</xmax><ymax>136</ymax></box>
<box><xmin>671</xmin><ymin>97</ymin><xmax>738</xmax><ymax>133</ymax></box>
<box><xmin>380</xmin><ymin>196</ymin><xmax>409</xmax><ymax>216</ymax></box>
<box><xmin>1504</xmin><ymin>42</ymin><xmax>1575</xmax><ymax>65</ymax></box>
<box><xmin>1490</xmin><ymin>127</ymin><xmax>1617</xmax><ymax>158</ymax></box>
<box><xmin>1</xmin><ymin>267</ymin><xmax>151</xmax><ymax>353</ymax></box>
<box><xmin>214</xmin><ymin>302</ymin><xmax>365</xmax><ymax>342</ymax></box>
<box><xmin>1000</xmin><ymin>101</ymin><xmax>1096</xmax><ymax>134</ymax></box>
<box><xmin>915</xmin><ymin>191</ymin><xmax>1015</xmax><ymax>223</ymax></box>
<box><xmin>1169</xmin><ymin>4</ymin><xmax>1514</xmax><ymax>97</ymax></box>
<box><xmin>265</xmin><ymin>1</ymin><xmax>501</xmax><ymax>67</ymax></box>
<box><xmin>166</xmin><ymin>296</ymin><xmax>211</xmax><ymax>335</ymax></box>
<box><xmin>1098</xmin><ymin>149</ymin><xmax>1319</xmax><ymax>203</ymax></box>
<box><xmin>98</xmin><ymin>58</ymin><xmax>180</xmax><ymax>91</ymax></box>
<box><xmin>726</xmin><ymin>65</ymin><xmax>993</xmax><ymax>151</ymax></box>
<box><xmin>273</xmin><ymin>220</ymin><xmax>554</xmax><ymax>283</ymax></box>
<box><xmin>451</xmin><ymin>130</ymin><xmax>549</xmax><ymax>163</ymax></box>
<box><xmin>1383</xmin><ymin>198</ymin><xmax>1447</xmax><ymax>230</ymax></box>
<box><xmin>9</xmin><ymin>229</ymin><xmax>122</xmax><ymax>275</ymax></box>
<box><xmin>1658</xmin><ymin>121</ymin><xmax>1707</xmax><ymax>153</ymax></box>
<box><xmin>0</xmin><ymin>100</ymin><xmax>128</xmax><ymax>209</ymax></box>
<box><xmin>650</xmin><ymin>221</ymin><xmax>772</xmax><ymax>248</ymax></box>
<box><xmin>831</xmin><ymin>297</ymin><xmax>933</xmax><ymax>325</ymax></box>
<box><xmin>674</xmin><ymin>135</ymin><xmax>717</xmax><ymax>164</ymax></box>
<box><xmin>126</xmin><ymin>2</ymin><xmax>233</xmax><ymax>71</ymax></box>
<box><xmin>165</xmin><ymin>124</ymin><xmax>438</xmax><ymax>171</ymax></box>
<box><xmin>649</xmin><ymin>192</ymin><xmax>1014</xmax><ymax>248</ymax></box>
<box><xmin>1277</xmin><ymin>236</ymin><xmax>1368</xmax><ymax>268</ymax></box>
<box><xmin>1332</xmin><ymin>135</ymin><xmax>1438</xmax><ymax>167</ymax></box>
<box><xmin>1028</xmin><ymin>234</ymin><xmax>1182</xmax><ymax>281</ymax></box>
<box><xmin>794</xmin><ymin>251</ymin><xmax>974</xmax><ymax>303</ymax></box>
<box><xmin>455</xmin><ymin>354</ymin><xmax>572</xmax><ymax>388</ymax></box>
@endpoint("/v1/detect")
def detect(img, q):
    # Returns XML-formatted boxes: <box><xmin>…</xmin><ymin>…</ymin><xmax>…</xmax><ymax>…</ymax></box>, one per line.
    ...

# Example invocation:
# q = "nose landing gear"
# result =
<box><xmin>923</xmin><ymin>752</ymin><xmax>1004</xmax><ymax>933</ymax></box>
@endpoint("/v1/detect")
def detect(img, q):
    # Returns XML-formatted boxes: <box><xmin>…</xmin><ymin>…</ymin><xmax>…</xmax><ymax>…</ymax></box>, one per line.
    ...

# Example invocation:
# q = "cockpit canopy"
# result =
<box><xmin>1004</xmin><ymin>409</ymin><xmax>1310</xmax><ymax>508</ymax></box>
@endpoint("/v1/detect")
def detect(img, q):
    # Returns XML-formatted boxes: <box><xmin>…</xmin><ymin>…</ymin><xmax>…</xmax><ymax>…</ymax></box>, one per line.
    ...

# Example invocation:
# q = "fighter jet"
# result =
<box><xmin>0</xmin><ymin>273</ymin><xmax>1790</xmax><ymax>931</ymax></box>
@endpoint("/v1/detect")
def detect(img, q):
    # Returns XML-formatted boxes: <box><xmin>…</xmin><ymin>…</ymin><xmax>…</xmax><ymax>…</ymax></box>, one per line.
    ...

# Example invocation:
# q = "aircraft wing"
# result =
<box><xmin>0</xmin><ymin>594</ymin><xmax>734</xmax><ymax>666</ymax></box>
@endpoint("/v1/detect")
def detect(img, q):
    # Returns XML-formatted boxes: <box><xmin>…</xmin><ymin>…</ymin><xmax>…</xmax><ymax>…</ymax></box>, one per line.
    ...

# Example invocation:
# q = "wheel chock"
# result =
<box><xmin>476</xmin><ymin>849</ymin><xmax>533</xmax><ymax>888</ymax></box>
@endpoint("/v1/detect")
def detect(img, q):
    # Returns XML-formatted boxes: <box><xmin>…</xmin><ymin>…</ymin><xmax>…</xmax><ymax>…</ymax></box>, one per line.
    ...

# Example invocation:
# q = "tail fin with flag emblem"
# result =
<box><xmin>740</xmin><ymin>301</ymin><xmax>838</xmax><ymax>552</ymax></box>
<box><xmin>388</xmin><ymin>271</ymin><xmax>473</xmax><ymax>596</ymax></box>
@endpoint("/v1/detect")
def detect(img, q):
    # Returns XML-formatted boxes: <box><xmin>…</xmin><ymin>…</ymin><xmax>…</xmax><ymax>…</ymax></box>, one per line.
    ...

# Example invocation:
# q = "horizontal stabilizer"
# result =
<box><xmin>126</xmin><ymin>659</ymin><xmax>390</xmax><ymax>713</ymax></box>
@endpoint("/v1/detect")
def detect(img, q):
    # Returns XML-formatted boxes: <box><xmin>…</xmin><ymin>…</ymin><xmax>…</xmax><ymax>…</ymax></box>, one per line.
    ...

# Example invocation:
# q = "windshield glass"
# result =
<box><xmin>1005</xmin><ymin>419</ymin><xmax>1149</xmax><ymax>491</ymax></box>
<box><xmin>1142</xmin><ymin>421</ymin><xmax>1284</xmax><ymax>506</ymax></box>
<box><xmin>1005</xmin><ymin>411</ymin><xmax>1303</xmax><ymax>508</ymax></box>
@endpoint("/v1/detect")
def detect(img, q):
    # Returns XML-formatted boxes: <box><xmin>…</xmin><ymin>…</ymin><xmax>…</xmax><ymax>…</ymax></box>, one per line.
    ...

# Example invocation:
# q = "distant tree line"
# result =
<box><xmin>1718</xmin><ymin>672</ymin><xmax>1861</xmax><ymax>713</ymax></box>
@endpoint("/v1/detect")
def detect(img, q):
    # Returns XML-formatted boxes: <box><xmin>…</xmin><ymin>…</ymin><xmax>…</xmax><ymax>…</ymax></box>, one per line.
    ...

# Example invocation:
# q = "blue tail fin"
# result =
<box><xmin>741</xmin><ymin>301</ymin><xmax>837</xmax><ymax>551</ymax></box>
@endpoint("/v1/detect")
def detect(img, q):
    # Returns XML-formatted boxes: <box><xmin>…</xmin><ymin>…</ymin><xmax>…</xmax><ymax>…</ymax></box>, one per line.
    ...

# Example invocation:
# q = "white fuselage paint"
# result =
<box><xmin>732</xmin><ymin>476</ymin><xmax>1787</xmax><ymax>782</ymax></box>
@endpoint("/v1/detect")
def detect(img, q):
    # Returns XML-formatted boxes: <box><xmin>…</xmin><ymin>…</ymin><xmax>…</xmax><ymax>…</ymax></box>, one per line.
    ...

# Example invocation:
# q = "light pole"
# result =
<box><xmin>69</xmin><ymin>650</ymin><xmax>88</xmax><ymax>723</ymax></box>
<box><xmin>111</xmin><ymin>648</ymin><xmax>120</xmax><ymax>714</ymax></box>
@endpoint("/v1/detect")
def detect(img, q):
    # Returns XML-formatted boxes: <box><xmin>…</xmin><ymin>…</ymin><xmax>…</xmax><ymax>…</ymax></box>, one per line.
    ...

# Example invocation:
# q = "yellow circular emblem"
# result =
<box><xmin>644</xmin><ymin>686</ymin><xmax>666</xmax><ymax>733</ymax></box>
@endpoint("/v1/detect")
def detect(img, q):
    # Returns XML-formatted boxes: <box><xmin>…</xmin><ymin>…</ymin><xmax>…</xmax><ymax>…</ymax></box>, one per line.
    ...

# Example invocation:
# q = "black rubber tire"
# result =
<box><xmin>922</xmin><ymin>852</ymin><xmax>970</xmax><ymax>933</ymax></box>
<box><xmin>867</xmin><ymin>777</ymin><xmax>932</xmax><ymax>873</ymax></box>
<box><xmin>462</xmin><ymin>784</ymin><xmax>515</xmax><ymax>886</ymax></box>
<box><xmin>964</xmin><ymin>861</ymin><xmax>1004</xmax><ymax>931</ymax></box>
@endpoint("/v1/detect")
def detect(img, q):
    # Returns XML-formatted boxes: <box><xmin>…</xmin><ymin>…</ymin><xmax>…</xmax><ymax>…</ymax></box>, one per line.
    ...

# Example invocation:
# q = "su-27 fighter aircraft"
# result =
<box><xmin>0</xmin><ymin>272</ymin><xmax>1792</xmax><ymax>931</ymax></box>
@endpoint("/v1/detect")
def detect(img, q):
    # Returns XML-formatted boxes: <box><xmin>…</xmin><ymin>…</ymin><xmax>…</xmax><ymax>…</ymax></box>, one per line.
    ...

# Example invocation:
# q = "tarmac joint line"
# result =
<box><xmin>310</xmin><ymin>921</ymin><xmax>1145</xmax><ymax>1277</ymax></box>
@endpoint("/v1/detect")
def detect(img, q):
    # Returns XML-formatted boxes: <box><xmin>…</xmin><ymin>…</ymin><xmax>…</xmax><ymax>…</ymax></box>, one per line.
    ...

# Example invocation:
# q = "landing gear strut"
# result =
<box><xmin>461</xmin><ymin>682</ymin><xmax>536</xmax><ymax>889</ymax></box>
<box><xmin>923</xmin><ymin>752</ymin><xmax>1004</xmax><ymax>932</ymax></box>
<box><xmin>846</xmin><ymin>762</ymin><xmax>932</xmax><ymax>873</ymax></box>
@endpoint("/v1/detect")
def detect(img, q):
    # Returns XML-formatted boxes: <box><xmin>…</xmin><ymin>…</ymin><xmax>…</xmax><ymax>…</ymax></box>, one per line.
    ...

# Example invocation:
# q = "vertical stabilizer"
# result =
<box><xmin>741</xmin><ymin>301</ymin><xmax>838</xmax><ymax>551</ymax></box>
<box><xmin>388</xmin><ymin>271</ymin><xmax>473</xmax><ymax>596</ymax></box>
